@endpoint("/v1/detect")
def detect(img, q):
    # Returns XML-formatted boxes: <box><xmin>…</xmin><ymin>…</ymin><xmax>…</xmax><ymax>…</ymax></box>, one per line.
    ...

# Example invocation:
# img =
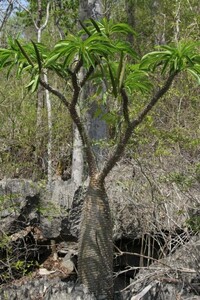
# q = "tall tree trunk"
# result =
<box><xmin>44</xmin><ymin>71</ymin><xmax>52</xmax><ymax>187</ymax></box>
<box><xmin>71</xmin><ymin>119</ymin><xmax>84</xmax><ymax>189</ymax></box>
<box><xmin>35</xmin><ymin>84</ymin><xmax>45</xmax><ymax>174</ymax></box>
<box><xmin>174</xmin><ymin>0</ymin><xmax>181</xmax><ymax>43</ymax></box>
<box><xmin>79</xmin><ymin>0</ymin><xmax>108</xmax><ymax>164</ymax></box>
<box><xmin>151</xmin><ymin>0</ymin><xmax>166</xmax><ymax>45</ymax></box>
<box><xmin>72</xmin><ymin>0</ymin><xmax>107</xmax><ymax>184</ymax></box>
<box><xmin>78</xmin><ymin>175</ymin><xmax>113</xmax><ymax>299</ymax></box>
<box><xmin>35</xmin><ymin>1</ymin><xmax>52</xmax><ymax>185</ymax></box>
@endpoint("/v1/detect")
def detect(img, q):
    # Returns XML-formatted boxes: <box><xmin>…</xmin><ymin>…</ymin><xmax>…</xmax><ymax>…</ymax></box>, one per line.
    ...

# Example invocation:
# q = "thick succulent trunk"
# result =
<box><xmin>78</xmin><ymin>176</ymin><xmax>113</xmax><ymax>299</ymax></box>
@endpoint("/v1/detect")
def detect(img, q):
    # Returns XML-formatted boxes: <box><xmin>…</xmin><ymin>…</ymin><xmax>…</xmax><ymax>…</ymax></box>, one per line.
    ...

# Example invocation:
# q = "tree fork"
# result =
<box><xmin>41</xmin><ymin>71</ymin><xmax>178</xmax><ymax>299</ymax></box>
<box><xmin>100</xmin><ymin>71</ymin><xmax>178</xmax><ymax>181</ymax></box>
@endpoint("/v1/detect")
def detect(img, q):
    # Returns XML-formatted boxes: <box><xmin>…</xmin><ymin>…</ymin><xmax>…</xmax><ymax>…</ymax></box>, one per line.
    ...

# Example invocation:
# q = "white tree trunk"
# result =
<box><xmin>71</xmin><ymin>121</ymin><xmax>84</xmax><ymax>189</ymax></box>
<box><xmin>77</xmin><ymin>0</ymin><xmax>108</xmax><ymax>168</ymax></box>
<box><xmin>36</xmin><ymin>3</ymin><xmax>52</xmax><ymax>186</ymax></box>
<box><xmin>174</xmin><ymin>0</ymin><xmax>181</xmax><ymax>43</ymax></box>
<box><xmin>151</xmin><ymin>1</ymin><xmax>166</xmax><ymax>45</ymax></box>
<box><xmin>44</xmin><ymin>72</ymin><xmax>52</xmax><ymax>188</ymax></box>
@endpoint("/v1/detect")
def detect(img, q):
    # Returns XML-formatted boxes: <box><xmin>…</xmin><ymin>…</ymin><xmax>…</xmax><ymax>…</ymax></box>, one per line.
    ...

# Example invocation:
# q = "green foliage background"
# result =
<box><xmin>0</xmin><ymin>0</ymin><xmax>199</xmax><ymax>184</ymax></box>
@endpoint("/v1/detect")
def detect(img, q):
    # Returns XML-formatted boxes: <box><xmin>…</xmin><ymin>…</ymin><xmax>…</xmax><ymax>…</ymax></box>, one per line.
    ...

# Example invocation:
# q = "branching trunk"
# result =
<box><xmin>41</xmin><ymin>66</ymin><xmax>178</xmax><ymax>300</ymax></box>
<box><xmin>40</xmin><ymin>74</ymin><xmax>113</xmax><ymax>297</ymax></box>
<box><xmin>77</xmin><ymin>3</ymin><xmax>111</xmax><ymax>296</ymax></box>
<box><xmin>100</xmin><ymin>72</ymin><xmax>177</xmax><ymax>181</ymax></box>
<box><xmin>71</xmin><ymin>65</ymin><xmax>85</xmax><ymax>188</ymax></box>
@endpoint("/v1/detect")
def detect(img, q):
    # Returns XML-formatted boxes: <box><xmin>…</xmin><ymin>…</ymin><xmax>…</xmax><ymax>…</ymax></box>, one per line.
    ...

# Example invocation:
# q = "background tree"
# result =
<box><xmin>71</xmin><ymin>0</ymin><xmax>108</xmax><ymax>189</ymax></box>
<box><xmin>0</xmin><ymin>0</ymin><xmax>14</xmax><ymax>33</ymax></box>
<box><xmin>0</xmin><ymin>0</ymin><xmax>75</xmax><ymax>180</ymax></box>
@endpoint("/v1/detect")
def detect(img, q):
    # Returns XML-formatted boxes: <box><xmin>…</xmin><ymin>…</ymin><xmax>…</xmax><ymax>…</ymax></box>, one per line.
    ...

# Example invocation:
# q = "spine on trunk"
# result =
<box><xmin>78</xmin><ymin>181</ymin><xmax>113</xmax><ymax>299</ymax></box>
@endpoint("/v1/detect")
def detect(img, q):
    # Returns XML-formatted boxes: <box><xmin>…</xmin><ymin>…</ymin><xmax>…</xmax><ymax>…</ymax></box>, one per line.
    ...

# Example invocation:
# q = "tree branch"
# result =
<box><xmin>80</xmin><ymin>65</ymin><xmax>95</xmax><ymax>87</ymax></box>
<box><xmin>69</xmin><ymin>59</ymin><xmax>86</xmax><ymax>109</ymax></box>
<box><xmin>36</xmin><ymin>0</ymin><xmax>42</xmax><ymax>28</ymax></box>
<box><xmin>16</xmin><ymin>0</ymin><xmax>51</xmax><ymax>33</ymax></box>
<box><xmin>39</xmin><ymin>78</ymin><xmax>98</xmax><ymax>176</ymax></box>
<box><xmin>0</xmin><ymin>0</ymin><xmax>13</xmax><ymax>32</ymax></box>
<box><xmin>74</xmin><ymin>59</ymin><xmax>83</xmax><ymax>74</ymax></box>
<box><xmin>100</xmin><ymin>72</ymin><xmax>178</xmax><ymax>181</ymax></box>
<box><xmin>130</xmin><ymin>72</ymin><xmax>178</xmax><ymax>128</ymax></box>
<box><xmin>69</xmin><ymin>107</ymin><xmax>98</xmax><ymax>177</ymax></box>
<box><xmin>40</xmin><ymin>2</ymin><xmax>50</xmax><ymax>31</ymax></box>
<box><xmin>70</xmin><ymin>72</ymin><xmax>81</xmax><ymax>109</ymax></box>
<box><xmin>120</xmin><ymin>87</ymin><xmax>130</xmax><ymax>125</ymax></box>
<box><xmin>15</xmin><ymin>0</ymin><xmax>38</xmax><ymax>29</ymax></box>
<box><xmin>39</xmin><ymin>78</ymin><xmax>69</xmax><ymax>108</ymax></box>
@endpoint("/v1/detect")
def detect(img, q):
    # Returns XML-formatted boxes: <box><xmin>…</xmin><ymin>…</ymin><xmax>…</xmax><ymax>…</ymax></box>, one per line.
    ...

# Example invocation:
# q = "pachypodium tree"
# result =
<box><xmin>0</xmin><ymin>18</ymin><xmax>199</xmax><ymax>299</ymax></box>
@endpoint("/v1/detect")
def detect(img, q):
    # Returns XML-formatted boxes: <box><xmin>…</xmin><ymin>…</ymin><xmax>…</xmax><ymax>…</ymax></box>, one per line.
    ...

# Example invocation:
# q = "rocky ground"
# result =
<box><xmin>0</xmin><ymin>176</ymin><xmax>199</xmax><ymax>299</ymax></box>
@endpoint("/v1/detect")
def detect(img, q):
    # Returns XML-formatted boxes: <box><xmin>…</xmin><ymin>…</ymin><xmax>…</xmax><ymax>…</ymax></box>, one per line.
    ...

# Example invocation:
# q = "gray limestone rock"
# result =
<box><xmin>60</xmin><ymin>185</ymin><xmax>87</xmax><ymax>239</ymax></box>
<box><xmin>0</xmin><ymin>179</ymin><xmax>39</xmax><ymax>235</ymax></box>
<box><xmin>0</xmin><ymin>276</ymin><xmax>130</xmax><ymax>300</ymax></box>
<box><xmin>130</xmin><ymin>236</ymin><xmax>200</xmax><ymax>300</ymax></box>
<box><xmin>0</xmin><ymin>178</ymin><xmax>86</xmax><ymax>240</ymax></box>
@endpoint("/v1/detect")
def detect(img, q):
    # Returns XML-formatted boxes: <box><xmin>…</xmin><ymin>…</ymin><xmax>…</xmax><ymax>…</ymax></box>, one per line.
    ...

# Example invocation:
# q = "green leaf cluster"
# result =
<box><xmin>141</xmin><ymin>42</ymin><xmax>200</xmax><ymax>81</ymax></box>
<box><xmin>0</xmin><ymin>19</ymin><xmax>199</xmax><ymax>103</ymax></box>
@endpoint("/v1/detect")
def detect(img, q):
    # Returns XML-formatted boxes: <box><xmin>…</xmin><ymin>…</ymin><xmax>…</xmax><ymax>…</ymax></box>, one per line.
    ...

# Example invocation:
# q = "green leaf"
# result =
<box><xmin>6</xmin><ymin>61</ymin><xmax>16</xmax><ymax>78</ymax></box>
<box><xmin>45</xmin><ymin>52</ymin><xmax>62</xmax><ymax>67</ymax></box>
<box><xmin>187</xmin><ymin>68</ymin><xmax>200</xmax><ymax>84</ymax></box>
<box><xmin>31</xmin><ymin>74</ymin><xmax>40</xmax><ymax>92</ymax></box>
<box><xmin>79</xmin><ymin>20</ymin><xmax>92</xmax><ymax>36</ymax></box>
<box><xmin>26</xmin><ymin>74</ymin><xmax>40</xmax><ymax>93</ymax></box>
<box><xmin>117</xmin><ymin>51</ymin><xmax>124</xmax><ymax>85</ymax></box>
<box><xmin>17</xmin><ymin>61</ymin><xmax>26</xmax><ymax>77</ymax></box>
<box><xmin>90</xmin><ymin>18</ymin><xmax>102</xmax><ymax>34</ymax></box>
<box><xmin>115</xmin><ymin>41</ymin><xmax>138</xmax><ymax>59</ymax></box>
<box><xmin>108</xmin><ymin>62</ymin><xmax>117</xmax><ymax>97</ymax></box>
<box><xmin>0</xmin><ymin>49</ymin><xmax>15</xmax><ymax>71</ymax></box>
<box><xmin>15</xmin><ymin>40</ymin><xmax>34</xmax><ymax>67</ymax></box>
<box><xmin>31</xmin><ymin>41</ymin><xmax>42</xmax><ymax>72</ymax></box>
<box><xmin>26</xmin><ymin>79</ymin><xmax>35</xmax><ymax>88</ymax></box>
<box><xmin>111</xmin><ymin>23</ymin><xmax>137</xmax><ymax>36</ymax></box>
<box><xmin>125</xmin><ymin>65</ymin><xmax>152</xmax><ymax>94</ymax></box>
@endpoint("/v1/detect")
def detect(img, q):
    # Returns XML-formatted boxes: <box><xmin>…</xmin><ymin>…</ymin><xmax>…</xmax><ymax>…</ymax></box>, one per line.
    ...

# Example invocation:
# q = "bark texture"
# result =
<box><xmin>79</xmin><ymin>0</ymin><xmax>108</xmax><ymax>163</ymax></box>
<box><xmin>78</xmin><ymin>177</ymin><xmax>113</xmax><ymax>299</ymax></box>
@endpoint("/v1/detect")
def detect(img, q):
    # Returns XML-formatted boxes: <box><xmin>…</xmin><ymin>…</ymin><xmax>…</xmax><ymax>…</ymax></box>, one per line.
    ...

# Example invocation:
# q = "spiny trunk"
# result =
<box><xmin>78</xmin><ymin>176</ymin><xmax>113</xmax><ymax>299</ymax></box>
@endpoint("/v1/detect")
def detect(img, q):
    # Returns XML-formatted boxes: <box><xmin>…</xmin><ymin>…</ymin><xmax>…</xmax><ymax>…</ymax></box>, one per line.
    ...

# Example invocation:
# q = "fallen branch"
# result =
<box><xmin>131</xmin><ymin>281</ymin><xmax>159</xmax><ymax>300</ymax></box>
